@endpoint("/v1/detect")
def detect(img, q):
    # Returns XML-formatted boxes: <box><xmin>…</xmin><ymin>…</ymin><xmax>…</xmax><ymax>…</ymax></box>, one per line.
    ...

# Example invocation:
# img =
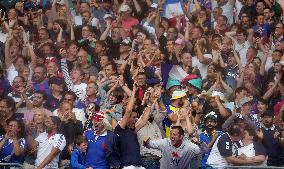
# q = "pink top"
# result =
<box><xmin>122</xmin><ymin>16</ymin><xmax>139</xmax><ymax>30</ymax></box>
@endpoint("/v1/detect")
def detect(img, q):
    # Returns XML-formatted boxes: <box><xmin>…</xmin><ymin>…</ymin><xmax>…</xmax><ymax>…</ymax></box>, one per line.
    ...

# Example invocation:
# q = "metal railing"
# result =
<box><xmin>225</xmin><ymin>166</ymin><xmax>284</xmax><ymax>169</ymax></box>
<box><xmin>0</xmin><ymin>163</ymin><xmax>23</xmax><ymax>169</ymax></box>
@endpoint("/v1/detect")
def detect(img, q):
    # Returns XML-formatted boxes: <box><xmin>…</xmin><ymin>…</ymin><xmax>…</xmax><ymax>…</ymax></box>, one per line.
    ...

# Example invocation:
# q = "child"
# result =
<box><xmin>64</xmin><ymin>67</ymin><xmax>87</xmax><ymax>100</ymax></box>
<box><xmin>70</xmin><ymin>135</ymin><xmax>92</xmax><ymax>169</ymax></box>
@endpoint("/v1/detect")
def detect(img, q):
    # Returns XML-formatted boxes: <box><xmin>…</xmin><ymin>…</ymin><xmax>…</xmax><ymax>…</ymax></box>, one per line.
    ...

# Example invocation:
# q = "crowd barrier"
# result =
<box><xmin>225</xmin><ymin>166</ymin><xmax>284</xmax><ymax>169</ymax></box>
<box><xmin>0</xmin><ymin>163</ymin><xmax>23</xmax><ymax>169</ymax></box>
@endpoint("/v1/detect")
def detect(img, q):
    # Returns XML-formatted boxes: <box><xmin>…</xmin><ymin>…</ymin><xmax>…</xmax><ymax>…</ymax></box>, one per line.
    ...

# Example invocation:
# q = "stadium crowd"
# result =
<box><xmin>0</xmin><ymin>0</ymin><xmax>284</xmax><ymax>169</ymax></box>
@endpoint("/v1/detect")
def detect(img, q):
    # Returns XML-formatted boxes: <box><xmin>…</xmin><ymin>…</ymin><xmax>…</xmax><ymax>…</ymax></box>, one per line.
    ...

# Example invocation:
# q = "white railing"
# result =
<box><xmin>0</xmin><ymin>163</ymin><xmax>23</xmax><ymax>169</ymax></box>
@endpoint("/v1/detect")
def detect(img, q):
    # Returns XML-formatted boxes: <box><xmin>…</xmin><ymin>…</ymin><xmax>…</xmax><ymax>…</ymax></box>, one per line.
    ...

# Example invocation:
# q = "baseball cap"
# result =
<box><xmin>211</xmin><ymin>91</ymin><xmax>225</xmax><ymax>102</ymax></box>
<box><xmin>103</xmin><ymin>14</ymin><xmax>113</xmax><ymax>20</ymax></box>
<box><xmin>171</xmin><ymin>90</ymin><xmax>187</xmax><ymax>100</ymax></box>
<box><xmin>205</xmin><ymin>111</ymin><xmax>218</xmax><ymax>121</ymax></box>
<box><xmin>238</xmin><ymin>97</ymin><xmax>252</xmax><ymax>107</ymax></box>
<box><xmin>119</xmin><ymin>4</ymin><xmax>130</xmax><ymax>12</ymax></box>
<box><xmin>150</xmin><ymin>3</ymin><xmax>158</xmax><ymax>9</ymax></box>
<box><xmin>121</xmin><ymin>38</ymin><xmax>132</xmax><ymax>46</ymax></box>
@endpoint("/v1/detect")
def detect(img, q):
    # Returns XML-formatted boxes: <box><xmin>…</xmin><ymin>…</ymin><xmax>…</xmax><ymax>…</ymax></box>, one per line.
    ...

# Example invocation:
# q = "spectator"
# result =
<box><xmin>0</xmin><ymin>0</ymin><xmax>283</xmax><ymax>168</ymax></box>
<box><xmin>259</xmin><ymin>110</ymin><xmax>284</xmax><ymax>166</ymax></box>
<box><xmin>143</xmin><ymin>125</ymin><xmax>203</xmax><ymax>169</ymax></box>
<box><xmin>33</xmin><ymin>116</ymin><xmax>66</xmax><ymax>169</ymax></box>
<box><xmin>70</xmin><ymin>135</ymin><xmax>90</xmax><ymax>169</ymax></box>
<box><xmin>23</xmin><ymin>90</ymin><xmax>52</xmax><ymax>123</ymax></box>
<box><xmin>0</xmin><ymin>119</ymin><xmax>26</xmax><ymax>164</ymax></box>
<box><xmin>0</xmin><ymin>96</ymin><xmax>17</xmax><ymax>135</ymax></box>
<box><xmin>206</xmin><ymin>123</ymin><xmax>259</xmax><ymax>168</ymax></box>
<box><xmin>58</xmin><ymin>101</ymin><xmax>84</xmax><ymax>168</ymax></box>
<box><xmin>53</xmin><ymin>91</ymin><xmax>86</xmax><ymax>126</ymax></box>
<box><xmin>24</xmin><ymin>108</ymin><xmax>47</xmax><ymax>169</ymax></box>
<box><xmin>199</xmin><ymin>112</ymin><xmax>223</xmax><ymax>168</ymax></box>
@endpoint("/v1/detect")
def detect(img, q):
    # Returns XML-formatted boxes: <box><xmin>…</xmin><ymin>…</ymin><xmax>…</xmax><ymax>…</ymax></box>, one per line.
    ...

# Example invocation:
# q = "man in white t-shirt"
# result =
<box><xmin>35</xmin><ymin>116</ymin><xmax>66</xmax><ymax>169</ymax></box>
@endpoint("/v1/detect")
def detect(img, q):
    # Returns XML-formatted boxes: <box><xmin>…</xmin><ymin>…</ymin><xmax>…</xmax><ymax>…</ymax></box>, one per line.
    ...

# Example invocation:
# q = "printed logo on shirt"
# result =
<box><xmin>226</xmin><ymin>142</ymin><xmax>230</xmax><ymax>149</ymax></box>
<box><xmin>170</xmin><ymin>152</ymin><xmax>180</xmax><ymax>166</ymax></box>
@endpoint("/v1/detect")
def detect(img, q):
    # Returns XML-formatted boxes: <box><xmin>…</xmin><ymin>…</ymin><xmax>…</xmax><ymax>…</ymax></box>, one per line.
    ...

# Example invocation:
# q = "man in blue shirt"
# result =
<box><xmin>199</xmin><ymin>111</ymin><xmax>223</xmax><ymax>168</ymax></box>
<box><xmin>33</xmin><ymin>65</ymin><xmax>51</xmax><ymax>96</ymax></box>
<box><xmin>84</xmin><ymin>110</ymin><xmax>110</xmax><ymax>169</ymax></box>
<box><xmin>260</xmin><ymin>110</ymin><xmax>284</xmax><ymax>166</ymax></box>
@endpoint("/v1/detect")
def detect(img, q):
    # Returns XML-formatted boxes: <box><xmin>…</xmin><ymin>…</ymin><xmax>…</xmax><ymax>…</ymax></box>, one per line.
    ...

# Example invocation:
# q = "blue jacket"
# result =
<box><xmin>70</xmin><ymin>148</ymin><xmax>87</xmax><ymax>169</ymax></box>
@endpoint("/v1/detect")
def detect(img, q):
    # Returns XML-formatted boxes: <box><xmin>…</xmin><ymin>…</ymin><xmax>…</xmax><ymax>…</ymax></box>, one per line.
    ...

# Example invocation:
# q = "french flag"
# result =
<box><xmin>162</xmin><ymin>0</ymin><xmax>185</xmax><ymax>19</ymax></box>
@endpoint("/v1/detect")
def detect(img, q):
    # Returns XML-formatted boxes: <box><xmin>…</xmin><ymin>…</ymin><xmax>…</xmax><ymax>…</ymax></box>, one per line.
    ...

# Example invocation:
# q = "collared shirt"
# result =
<box><xmin>234</xmin><ymin>41</ymin><xmax>250</xmax><ymax>66</ymax></box>
<box><xmin>84</xmin><ymin>128</ymin><xmax>109</xmax><ymax>169</ymax></box>
<box><xmin>206</xmin><ymin>133</ymin><xmax>238</xmax><ymax>169</ymax></box>
<box><xmin>0</xmin><ymin>136</ymin><xmax>26</xmax><ymax>164</ymax></box>
<box><xmin>35</xmin><ymin>132</ymin><xmax>66</xmax><ymax>169</ymax></box>
<box><xmin>261</xmin><ymin>124</ymin><xmax>284</xmax><ymax>166</ymax></box>
<box><xmin>199</xmin><ymin>130</ymin><xmax>223</xmax><ymax>168</ymax></box>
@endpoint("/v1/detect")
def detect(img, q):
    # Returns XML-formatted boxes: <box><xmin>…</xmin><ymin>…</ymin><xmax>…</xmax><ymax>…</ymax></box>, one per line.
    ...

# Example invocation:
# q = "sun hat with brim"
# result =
<box><xmin>238</xmin><ymin>97</ymin><xmax>253</xmax><ymax>107</ymax></box>
<box><xmin>166</xmin><ymin>79</ymin><xmax>181</xmax><ymax>90</ymax></box>
<box><xmin>188</xmin><ymin>78</ymin><xmax>202</xmax><ymax>91</ymax></box>
<box><xmin>171</xmin><ymin>90</ymin><xmax>187</xmax><ymax>100</ymax></box>
<box><xmin>205</xmin><ymin>111</ymin><xmax>218</xmax><ymax>121</ymax></box>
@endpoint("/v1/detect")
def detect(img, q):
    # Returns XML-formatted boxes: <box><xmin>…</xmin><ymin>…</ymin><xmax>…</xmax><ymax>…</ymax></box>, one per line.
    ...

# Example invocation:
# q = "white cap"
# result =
<box><xmin>56</xmin><ymin>0</ymin><xmax>65</xmax><ymax>5</ymax></box>
<box><xmin>119</xmin><ymin>4</ymin><xmax>131</xmax><ymax>12</ymax></box>
<box><xmin>212</xmin><ymin>91</ymin><xmax>225</xmax><ymax>102</ymax></box>
<box><xmin>103</xmin><ymin>14</ymin><xmax>113</xmax><ymax>20</ymax></box>
<box><xmin>151</xmin><ymin>3</ymin><xmax>158</xmax><ymax>9</ymax></box>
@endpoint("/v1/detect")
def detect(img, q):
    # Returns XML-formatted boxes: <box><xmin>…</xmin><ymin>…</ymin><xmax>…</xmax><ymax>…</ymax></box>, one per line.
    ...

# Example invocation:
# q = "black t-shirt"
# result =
<box><xmin>114</xmin><ymin>124</ymin><xmax>140</xmax><ymax>167</ymax></box>
<box><xmin>106</xmin><ymin>37</ymin><xmax>121</xmax><ymax>60</ymax></box>
<box><xmin>262</xmin><ymin>126</ymin><xmax>284</xmax><ymax>166</ymax></box>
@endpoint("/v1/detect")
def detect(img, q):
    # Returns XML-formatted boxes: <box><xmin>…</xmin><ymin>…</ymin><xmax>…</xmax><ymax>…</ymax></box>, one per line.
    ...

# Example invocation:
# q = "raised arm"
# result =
<box><xmin>196</xmin><ymin>40</ymin><xmax>212</xmax><ymax>64</ymax></box>
<box><xmin>132</xmin><ymin>0</ymin><xmax>142</xmax><ymax>14</ymax></box>
<box><xmin>135</xmin><ymin>87</ymin><xmax>161</xmax><ymax>132</ymax></box>
<box><xmin>26</xmin><ymin>43</ymin><xmax>37</xmax><ymax>70</ymax></box>
<box><xmin>4</xmin><ymin>36</ymin><xmax>14</xmax><ymax>68</ymax></box>
<box><xmin>119</xmin><ymin>83</ymin><xmax>137</xmax><ymax>129</ymax></box>
<box><xmin>100</xmin><ymin>21</ymin><xmax>112</xmax><ymax>40</ymax></box>
<box><xmin>56</xmin><ymin>25</ymin><xmax>63</xmax><ymax>44</ymax></box>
